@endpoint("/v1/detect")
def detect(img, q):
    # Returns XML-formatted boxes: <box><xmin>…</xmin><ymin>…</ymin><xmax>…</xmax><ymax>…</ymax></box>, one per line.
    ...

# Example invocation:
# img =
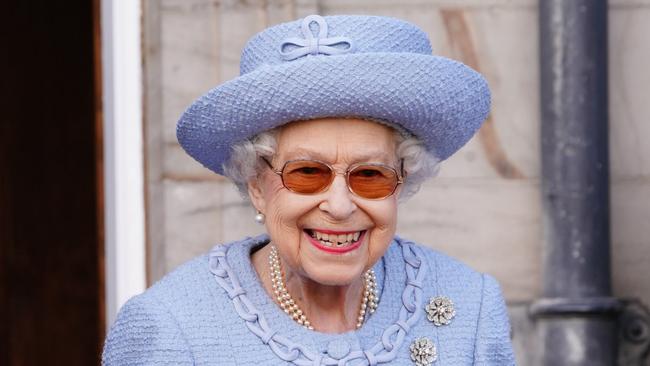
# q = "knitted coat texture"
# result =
<box><xmin>102</xmin><ymin>235</ymin><xmax>515</xmax><ymax>365</ymax></box>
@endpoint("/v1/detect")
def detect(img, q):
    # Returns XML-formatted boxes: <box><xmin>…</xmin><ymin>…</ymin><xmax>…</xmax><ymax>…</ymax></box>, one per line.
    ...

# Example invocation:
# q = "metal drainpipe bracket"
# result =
<box><xmin>526</xmin><ymin>297</ymin><xmax>650</xmax><ymax>365</ymax></box>
<box><xmin>618</xmin><ymin>299</ymin><xmax>650</xmax><ymax>366</ymax></box>
<box><xmin>529</xmin><ymin>297</ymin><xmax>622</xmax><ymax>317</ymax></box>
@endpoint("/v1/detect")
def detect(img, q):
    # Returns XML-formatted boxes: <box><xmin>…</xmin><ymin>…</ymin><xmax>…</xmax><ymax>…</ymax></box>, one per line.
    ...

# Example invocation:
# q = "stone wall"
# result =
<box><xmin>142</xmin><ymin>0</ymin><xmax>650</xmax><ymax>363</ymax></box>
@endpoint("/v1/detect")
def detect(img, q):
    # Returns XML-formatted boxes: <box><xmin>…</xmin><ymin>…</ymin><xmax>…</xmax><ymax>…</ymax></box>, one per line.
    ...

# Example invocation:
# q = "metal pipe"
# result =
<box><xmin>534</xmin><ymin>0</ymin><xmax>619</xmax><ymax>365</ymax></box>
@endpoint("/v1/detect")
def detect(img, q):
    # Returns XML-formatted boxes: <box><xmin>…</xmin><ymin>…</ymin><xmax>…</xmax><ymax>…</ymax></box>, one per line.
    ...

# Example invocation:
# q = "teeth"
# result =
<box><xmin>310</xmin><ymin>230</ymin><xmax>364</xmax><ymax>247</ymax></box>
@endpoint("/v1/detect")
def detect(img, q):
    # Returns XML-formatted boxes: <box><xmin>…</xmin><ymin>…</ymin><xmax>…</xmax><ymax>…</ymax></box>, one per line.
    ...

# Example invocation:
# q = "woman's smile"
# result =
<box><xmin>304</xmin><ymin>228</ymin><xmax>367</xmax><ymax>254</ymax></box>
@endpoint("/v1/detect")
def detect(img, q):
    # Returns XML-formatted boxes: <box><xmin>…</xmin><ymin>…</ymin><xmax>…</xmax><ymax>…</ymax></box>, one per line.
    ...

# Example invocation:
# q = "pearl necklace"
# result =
<box><xmin>268</xmin><ymin>245</ymin><xmax>378</xmax><ymax>330</ymax></box>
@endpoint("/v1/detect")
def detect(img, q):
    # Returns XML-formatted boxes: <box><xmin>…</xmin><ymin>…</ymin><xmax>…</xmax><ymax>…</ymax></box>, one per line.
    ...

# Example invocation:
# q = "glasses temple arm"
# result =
<box><xmin>260</xmin><ymin>156</ymin><xmax>283</xmax><ymax>175</ymax></box>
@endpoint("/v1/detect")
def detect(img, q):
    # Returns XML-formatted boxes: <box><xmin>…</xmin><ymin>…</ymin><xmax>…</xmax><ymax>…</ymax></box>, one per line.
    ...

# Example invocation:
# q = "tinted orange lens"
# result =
<box><xmin>348</xmin><ymin>164</ymin><xmax>398</xmax><ymax>199</ymax></box>
<box><xmin>281</xmin><ymin>160</ymin><xmax>333</xmax><ymax>193</ymax></box>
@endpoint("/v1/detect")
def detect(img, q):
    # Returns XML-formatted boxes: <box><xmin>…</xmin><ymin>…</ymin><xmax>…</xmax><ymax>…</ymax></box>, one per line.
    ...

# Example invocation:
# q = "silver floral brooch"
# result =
<box><xmin>410</xmin><ymin>337</ymin><xmax>437</xmax><ymax>365</ymax></box>
<box><xmin>425</xmin><ymin>296</ymin><xmax>456</xmax><ymax>326</ymax></box>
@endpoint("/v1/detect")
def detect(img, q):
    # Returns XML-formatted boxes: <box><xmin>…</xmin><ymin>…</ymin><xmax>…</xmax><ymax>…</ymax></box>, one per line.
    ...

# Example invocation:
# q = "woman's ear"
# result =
<box><xmin>247</xmin><ymin>177</ymin><xmax>266</xmax><ymax>213</ymax></box>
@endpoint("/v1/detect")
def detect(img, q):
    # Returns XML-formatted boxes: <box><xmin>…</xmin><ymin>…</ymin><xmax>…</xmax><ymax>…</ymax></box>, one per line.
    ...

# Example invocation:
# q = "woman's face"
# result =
<box><xmin>248</xmin><ymin>118</ymin><xmax>400</xmax><ymax>286</ymax></box>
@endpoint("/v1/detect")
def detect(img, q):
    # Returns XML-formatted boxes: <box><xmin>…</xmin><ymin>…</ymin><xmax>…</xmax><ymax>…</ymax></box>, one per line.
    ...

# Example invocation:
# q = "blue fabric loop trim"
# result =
<box><xmin>406</xmin><ymin>279</ymin><xmax>422</xmax><ymax>289</ymax></box>
<box><xmin>208</xmin><ymin>238</ymin><xmax>428</xmax><ymax>365</ymax></box>
<box><xmin>279</xmin><ymin>15</ymin><xmax>355</xmax><ymax>61</ymax></box>
<box><xmin>286</xmin><ymin>344</ymin><xmax>303</xmax><ymax>361</ymax></box>
<box><xmin>363</xmin><ymin>350</ymin><xmax>378</xmax><ymax>366</ymax></box>
<box><xmin>395</xmin><ymin>320</ymin><xmax>410</xmax><ymax>333</ymax></box>
<box><xmin>211</xmin><ymin>268</ymin><xmax>227</xmax><ymax>278</ymax></box>
<box><xmin>402</xmin><ymin>287</ymin><xmax>417</xmax><ymax>313</ymax></box>
<box><xmin>261</xmin><ymin>329</ymin><xmax>278</xmax><ymax>345</ymax></box>
<box><xmin>209</xmin><ymin>256</ymin><xmax>227</xmax><ymax>277</ymax></box>
<box><xmin>403</xmin><ymin>252</ymin><xmax>421</xmax><ymax>268</ymax></box>
<box><xmin>227</xmin><ymin>286</ymin><xmax>246</xmax><ymax>299</ymax></box>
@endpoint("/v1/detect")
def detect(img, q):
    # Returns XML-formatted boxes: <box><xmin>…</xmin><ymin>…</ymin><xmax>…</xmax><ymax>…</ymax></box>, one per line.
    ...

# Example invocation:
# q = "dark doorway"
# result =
<box><xmin>0</xmin><ymin>1</ymin><xmax>104</xmax><ymax>365</ymax></box>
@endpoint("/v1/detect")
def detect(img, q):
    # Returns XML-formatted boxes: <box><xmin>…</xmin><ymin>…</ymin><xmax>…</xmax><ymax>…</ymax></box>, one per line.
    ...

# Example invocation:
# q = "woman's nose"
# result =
<box><xmin>318</xmin><ymin>175</ymin><xmax>357</xmax><ymax>219</ymax></box>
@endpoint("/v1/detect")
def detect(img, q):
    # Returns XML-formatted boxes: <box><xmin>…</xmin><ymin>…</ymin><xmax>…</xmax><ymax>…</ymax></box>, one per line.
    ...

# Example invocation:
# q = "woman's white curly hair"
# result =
<box><xmin>223</xmin><ymin>125</ymin><xmax>440</xmax><ymax>202</ymax></box>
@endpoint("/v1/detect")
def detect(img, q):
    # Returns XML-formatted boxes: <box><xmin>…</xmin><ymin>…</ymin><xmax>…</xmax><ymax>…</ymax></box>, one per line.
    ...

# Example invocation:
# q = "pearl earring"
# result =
<box><xmin>254</xmin><ymin>211</ymin><xmax>265</xmax><ymax>224</ymax></box>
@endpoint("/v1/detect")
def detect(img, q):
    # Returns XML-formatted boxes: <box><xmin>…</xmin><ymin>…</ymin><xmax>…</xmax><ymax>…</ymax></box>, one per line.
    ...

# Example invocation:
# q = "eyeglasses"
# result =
<box><xmin>261</xmin><ymin>157</ymin><xmax>404</xmax><ymax>200</ymax></box>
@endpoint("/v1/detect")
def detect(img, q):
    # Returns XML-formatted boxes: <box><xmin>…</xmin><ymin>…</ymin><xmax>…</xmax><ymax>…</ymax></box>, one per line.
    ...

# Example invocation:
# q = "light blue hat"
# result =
<box><xmin>177</xmin><ymin>14</ymin><xmax>490</xmax><ymax>175</ymax></box>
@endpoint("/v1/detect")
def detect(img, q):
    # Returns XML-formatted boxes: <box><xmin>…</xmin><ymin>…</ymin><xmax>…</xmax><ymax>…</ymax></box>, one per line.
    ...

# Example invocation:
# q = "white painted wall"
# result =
<box><xmin>101</xmin><ymin>0</ymin><xmax>146</xmax><ymax>329</ymax></box>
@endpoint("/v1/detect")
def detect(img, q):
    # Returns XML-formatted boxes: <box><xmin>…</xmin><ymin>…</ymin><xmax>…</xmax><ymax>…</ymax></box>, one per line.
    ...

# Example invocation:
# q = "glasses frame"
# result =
<box><xmin>261</xmin><ymin>157</ymin><xmax>404</xmax><ymax>200</ymax></box>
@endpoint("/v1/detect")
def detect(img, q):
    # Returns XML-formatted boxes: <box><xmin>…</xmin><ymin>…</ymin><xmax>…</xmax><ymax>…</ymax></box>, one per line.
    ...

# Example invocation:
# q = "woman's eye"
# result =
<box><xmin>298</xmin><ymin>167</ymin><xmax>319</xmax><ymax>174</ymax></box>
<box><xmin>291</xmin><ymin>166</ymin><xmax>328</xmax><ymax>175</ymax></box>
<box><xmin>356</xmin><ymin>169</ymin><xmax>380</xmax><ymax>177</ymax></box>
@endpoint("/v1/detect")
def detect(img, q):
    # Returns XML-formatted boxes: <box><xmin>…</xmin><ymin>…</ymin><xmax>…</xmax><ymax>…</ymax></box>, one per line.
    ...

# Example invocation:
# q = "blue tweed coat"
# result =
<box><xmin>102</xmin><ymin>235</ymin><xmax>514</xmax><ymax>365</ymax></box>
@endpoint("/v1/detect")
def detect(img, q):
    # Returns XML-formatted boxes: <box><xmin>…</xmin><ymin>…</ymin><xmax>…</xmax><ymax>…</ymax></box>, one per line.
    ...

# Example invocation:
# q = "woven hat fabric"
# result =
<box><xmin>177</xmin><ymin>15</ymin><xmax>490</xmax><ymax>175</ymax></box>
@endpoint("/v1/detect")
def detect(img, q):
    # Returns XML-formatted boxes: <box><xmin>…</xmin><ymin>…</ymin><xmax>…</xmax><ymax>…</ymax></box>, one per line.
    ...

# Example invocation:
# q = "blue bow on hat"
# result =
<box><xmin>279</xmin><ymin>15</ymin><xmax>356</xmax><ymax>60</ymax></box>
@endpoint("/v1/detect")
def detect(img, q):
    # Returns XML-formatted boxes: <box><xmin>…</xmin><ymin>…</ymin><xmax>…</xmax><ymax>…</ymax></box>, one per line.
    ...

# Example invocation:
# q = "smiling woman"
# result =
<box><xmin>246</xmin><ymin>120</ymin><xmax>401</xmax><ymax>333</ymax></box>
<box><xmin>102</xmin><ymin>14</ymin><xmax>514</xmax><ymax>365</ymax></box>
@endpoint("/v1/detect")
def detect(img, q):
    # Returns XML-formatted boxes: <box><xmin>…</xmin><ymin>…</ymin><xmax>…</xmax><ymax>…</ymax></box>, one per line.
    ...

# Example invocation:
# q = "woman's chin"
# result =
<box><xmin>297</xmin><ymin>236</ymin><xmax>367</xmax><ymax>282</ymax></box>
<box><xmin>303</xmin><ymin>269</ymin><xmax>364</xmax><ymax>287</ymax></box>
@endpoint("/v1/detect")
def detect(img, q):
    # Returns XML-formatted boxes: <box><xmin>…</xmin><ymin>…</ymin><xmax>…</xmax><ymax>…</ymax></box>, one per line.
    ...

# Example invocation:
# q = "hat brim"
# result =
<box><xmin>177</xmin><ymin>52</ymin><xmax>490</xmax><ymax>175</ymax></box>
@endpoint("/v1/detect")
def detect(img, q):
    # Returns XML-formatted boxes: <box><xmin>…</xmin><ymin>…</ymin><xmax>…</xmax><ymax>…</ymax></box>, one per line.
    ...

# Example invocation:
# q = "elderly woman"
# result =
<box><xmin>103</xmin><ymin>14</ymin><xmax>514</xmax><ymax>365</ymax></box>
